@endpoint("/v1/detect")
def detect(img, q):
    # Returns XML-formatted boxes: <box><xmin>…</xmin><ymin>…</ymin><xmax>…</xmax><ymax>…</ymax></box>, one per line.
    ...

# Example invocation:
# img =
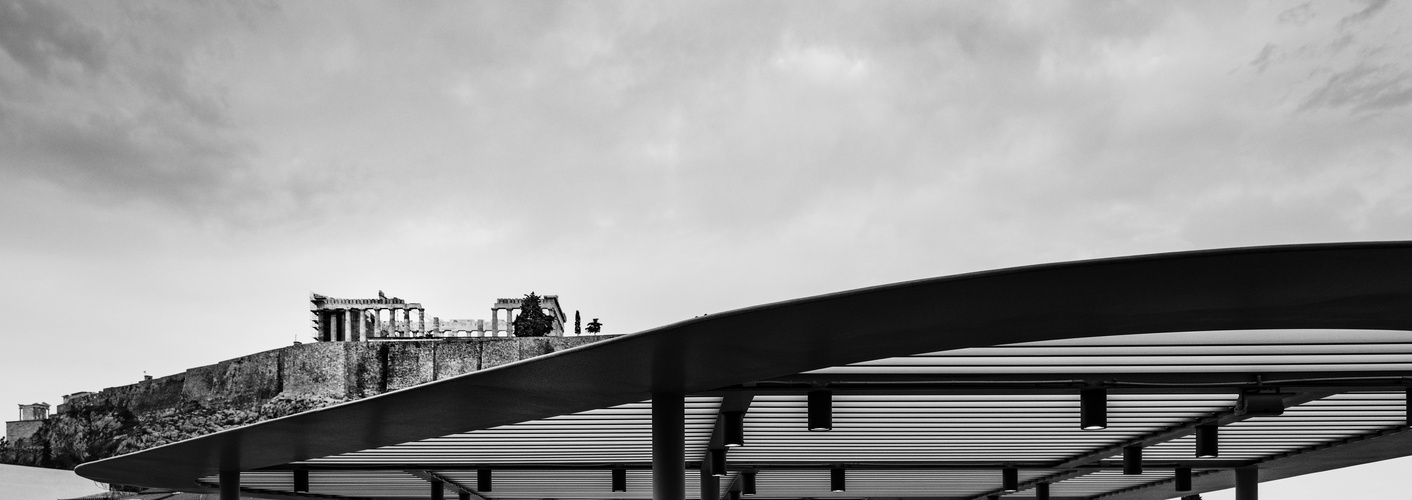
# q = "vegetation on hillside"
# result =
<box><xmin>511</xmin><ymin>292</ymin><xmax>554</xmax><ymax>337</ymax></box>
<box><xmin>0</xmin><ymin>394</ymin><xmax>346</xmax><ymax>470</ymax></box>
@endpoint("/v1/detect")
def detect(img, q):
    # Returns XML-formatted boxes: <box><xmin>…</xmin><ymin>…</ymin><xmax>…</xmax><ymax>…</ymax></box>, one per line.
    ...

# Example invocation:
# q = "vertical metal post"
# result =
<box><xmin>1175</xmin><ymin>467</ymin><xmax>1191</xmax><ymax>492</ymax></box>
<box><xmin>1236</xmin><ymin>467</ymin><xmax>1258</xmax><ymax>500</ymax></box>
<box><xmin>654</xmin><ymin>392</ymin><xmax>685</xmax><ymax>500</ymax></box>
<box><xmin>219</xmin><ymin>470</ymin><xmax>239</xmax><ymax>500</ymax></box>
<box><xmin>701</xmin><ymin>468</ymin><xmax>719</xmax><ymax>500</ymax></box>
<box><xmin>430</xmin><ymin>478</ymin><xmax>444</xmax><ymax>500</ymax></box>
<box><xmin>1122</xmin><ymin>445</ymin><xmax>1142</xmax><ymax>475</ymax></box>
<box><xmin>293</xmin><ymin>469</ymin><xmax>308</xmax><ymax>492</ymax></box>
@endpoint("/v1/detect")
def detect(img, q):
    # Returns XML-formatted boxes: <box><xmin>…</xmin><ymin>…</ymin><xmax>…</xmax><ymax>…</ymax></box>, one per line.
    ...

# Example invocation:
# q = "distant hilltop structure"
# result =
<box><xmin>5</xmin><ymin>403</ymin><xmax>49</xmax><ymax>443</ymax></box>
<box><xmin>309</xmin><ymin>292</ymin><xmax>569</xmax><ymax>341</ymax></box>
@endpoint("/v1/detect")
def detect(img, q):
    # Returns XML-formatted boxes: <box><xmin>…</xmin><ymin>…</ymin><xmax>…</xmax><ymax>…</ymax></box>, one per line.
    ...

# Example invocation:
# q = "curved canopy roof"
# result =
<box><xmin>77</xmin><ymin>242</ymin><xmax>1412</xmax><ymax>499</ymax></box>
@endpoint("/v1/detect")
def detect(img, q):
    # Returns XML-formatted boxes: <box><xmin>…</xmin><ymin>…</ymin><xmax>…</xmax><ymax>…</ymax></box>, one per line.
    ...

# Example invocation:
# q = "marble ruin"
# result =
<box><xmin>310</xmin><ymin>291</ymin><xmax>569</xmax><ymax>341</ymax></box>
<box><xmin>5</xmin><ymin>403</ymin><xmax>49</xmax><ymax>443</ymax></box>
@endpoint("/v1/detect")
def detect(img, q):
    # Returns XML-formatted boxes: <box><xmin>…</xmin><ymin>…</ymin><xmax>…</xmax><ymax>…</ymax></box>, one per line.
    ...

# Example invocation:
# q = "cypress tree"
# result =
<box><xmin>511</xmin><ymin>292</ymin><xmax>554</xmax><ymax>337</ymax></box>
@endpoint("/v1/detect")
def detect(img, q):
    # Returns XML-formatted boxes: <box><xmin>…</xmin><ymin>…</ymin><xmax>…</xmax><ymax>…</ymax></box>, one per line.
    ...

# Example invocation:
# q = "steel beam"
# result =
<box><xmin>271</xmin><ymin>460</ymin><xmax>1253</xmax><ymax>472</ymax></box>
<box><xmin>698</xmin><ymin>392</ymin><xmax>754</xmax><ymax>489</ymax></box>
<box><xmin>712</xmin><ymin>372</ymin><xmax>1412</xmax><ymax>395</ymax></box>
<box><xmin>406</xmin><ymin>470</ymin><xmax>486</xmax><ymax>500</ymax></box>
<box><xmin>1051</xmin><ymin>391</ymin><xmax>1336</xmax><ymax>470</ymax></box>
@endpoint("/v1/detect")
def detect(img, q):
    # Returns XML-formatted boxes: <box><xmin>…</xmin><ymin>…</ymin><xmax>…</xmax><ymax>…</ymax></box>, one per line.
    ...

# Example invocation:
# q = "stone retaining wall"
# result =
<box><xmin>58</xmin><ymin>336</ymin><xmax>617</xmax><ymax>415</ymax></box>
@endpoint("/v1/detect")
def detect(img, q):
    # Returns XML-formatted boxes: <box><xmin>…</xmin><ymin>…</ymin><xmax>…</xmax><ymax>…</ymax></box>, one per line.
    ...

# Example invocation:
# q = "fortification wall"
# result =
<box><xmin>58</xmin><ymin>336</ymin><xmax>617</xmax><ymax>415</ymax></box>
<box><xmin>5</xmin><ymin>336</ymin><xmax>620</xmax><ymax>470</ymax></box>
<box><xmin>4</xmin><ymin>420</ymin><xmax>43</xmax><ymax>443</ymax></box>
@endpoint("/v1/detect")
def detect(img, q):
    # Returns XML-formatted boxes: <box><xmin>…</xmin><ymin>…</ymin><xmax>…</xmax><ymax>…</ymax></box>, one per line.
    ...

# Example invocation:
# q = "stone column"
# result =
<box><xmin>507</xmin><ymin>308</ymin><xmax>516</xmax><ymax>336</ymax></box>
<box><xmin>343</xmin><ymin>309</ymin><xmax>354</xmax><ymax>342</ymax></box>
<box><xmin>419</xmin><ymin>309</ymin><xmax>426</xmax><ymax>336</ymax></box>
<box><xmin>350</xmin><ymin>308</ymin><xmax>361</xmax><ymax>341</ymax></box>
<box><xmin>330</xmin><ymin>310</ymin><xmax>342</xmax><ymax>341</ymax></box>
<box><xmin>491</xmin><ymin>308</ymin><xmax>499</xmax><ymax>335</ymax></box>
<box><xmin>320</xmin><ymin>311</ymin><xmax>331</xmax><ymax>341</ymax></box>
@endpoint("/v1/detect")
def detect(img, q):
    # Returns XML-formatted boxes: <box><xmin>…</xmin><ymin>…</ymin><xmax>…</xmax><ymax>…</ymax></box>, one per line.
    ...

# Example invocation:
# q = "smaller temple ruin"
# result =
<box><xmin>310</xmin><ymin>292</ymin><xmax>569</xmax><ymax>341</ymax></box>
<box><xmin>5</xmin><ymin>403</ymin><xmax>49</xmax><ymax>443</ymax></box>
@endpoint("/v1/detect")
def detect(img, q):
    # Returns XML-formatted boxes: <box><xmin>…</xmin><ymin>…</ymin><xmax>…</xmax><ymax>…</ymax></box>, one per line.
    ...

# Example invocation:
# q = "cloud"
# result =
<box><xmin>0</xmin><ymin>0</ymin><xmax>106</xmax><ymax>79</ymax></box>
<box><xmin>0</xmin><ymin>0</ymin><xmax>315</xmax><ymax>227</ymax></box>
<box><xmin>1302</xmin><ymin>63</ymin><xmax>1412</xmax><ymax>112</ymax></box>
<box><xmin>1338</xmin><ymin>0</ymin><xmax>1391</xmax><ymax>29</ymax></box>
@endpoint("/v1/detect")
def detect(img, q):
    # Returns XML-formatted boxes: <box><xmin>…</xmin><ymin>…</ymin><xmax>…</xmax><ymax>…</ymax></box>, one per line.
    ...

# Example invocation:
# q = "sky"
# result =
<box><xmin>1</xmin><ymin>0</ymin><xmax>1410</xmax><ymax>497</ymax></box>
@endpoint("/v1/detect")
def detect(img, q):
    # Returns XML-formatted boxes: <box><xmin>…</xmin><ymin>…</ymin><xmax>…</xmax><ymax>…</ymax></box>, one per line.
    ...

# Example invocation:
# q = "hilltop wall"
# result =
<box><xmin>59</xmin><ymin>336</ymin><xmax>614</xmax><ymax>414</ymax></box>
<box><xmin>2</xmin><ymin>336</ymin><xmax>616</xmax><ymax>470</ymax></box>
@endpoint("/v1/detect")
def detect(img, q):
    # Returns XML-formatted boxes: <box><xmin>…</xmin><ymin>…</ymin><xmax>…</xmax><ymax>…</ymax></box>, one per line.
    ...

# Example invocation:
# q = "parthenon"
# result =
<box><xmin>309</xmin><ymin>291</ymin><xmax>569</xmax><ymax>341</ymax></box>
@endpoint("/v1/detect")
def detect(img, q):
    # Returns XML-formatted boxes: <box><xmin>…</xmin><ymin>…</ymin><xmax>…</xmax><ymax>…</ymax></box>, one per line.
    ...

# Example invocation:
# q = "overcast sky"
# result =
<box><xmin>1</xmin><ymin>1</ymin><xmax>1410</xmax><ymax>497</ymax></box>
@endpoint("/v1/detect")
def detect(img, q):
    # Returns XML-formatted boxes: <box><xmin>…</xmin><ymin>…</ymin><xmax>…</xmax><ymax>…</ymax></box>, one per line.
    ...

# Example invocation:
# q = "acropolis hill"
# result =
<box><xmin>2</xmin><ymin>292</ymin><xmax>613</xmax><ymax>470</ymax></box>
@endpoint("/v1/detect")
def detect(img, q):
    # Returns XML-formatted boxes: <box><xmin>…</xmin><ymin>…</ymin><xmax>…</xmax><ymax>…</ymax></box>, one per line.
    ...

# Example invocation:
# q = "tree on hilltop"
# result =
<box><xmin>586</xmin><ymin>318</ymin><xmax>603</xmax><ymax>334</ymax></box>
<box><xmin>512</xmin><ymin>292</ymin><xmax>554</xmax><ymax>337</ymax></box>
<box><xmin>574</xmin><ymin>310</ymin><xmax>582</xmax><ymax>335</ymax></box>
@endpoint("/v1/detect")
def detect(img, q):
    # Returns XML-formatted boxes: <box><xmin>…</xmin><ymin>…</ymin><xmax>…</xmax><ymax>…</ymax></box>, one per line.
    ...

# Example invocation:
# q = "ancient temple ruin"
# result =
<box><xmin>309</xmin><ymin>292</ymin><xmax>568</xmax><ymax>341</ymax></box>
<box><xmin>5</xmin><ymin>403</ymin><xmax>49</xmax><ymax>443</ymax></box>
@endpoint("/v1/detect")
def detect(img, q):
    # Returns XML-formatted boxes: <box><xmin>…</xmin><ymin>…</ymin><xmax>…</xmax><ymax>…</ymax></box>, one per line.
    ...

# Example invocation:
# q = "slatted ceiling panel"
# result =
<box><xmin>217</xmin><ymin>331</ymin><xmax>1412</xmax><ymax>499</ymax></box>
<box><xmin>745</xmin><ymin>469</ymin><xmax>1052</xmax><ymax>498</ymax></box>
<box><xmin>432</xmin><ymin>470</ymin><xmax>734</xmax><ymax>499</ymax></box>
<box><xmin>1001</xmin><ymin>330</ymin><xmax>1412</xmax><ymax>346</ymax></box>
<box><xmin>1143</xmin><ymin>392</ymin><xmax>1407</xmax><ymax>463</ymax></box>
<box><xmin>301</xmin><ymin>397</ymin><xmax>721</xmax><ymax>465</ymax></box>
<box><xmin>808</xmin><ymin>330</ymin><xmax>1412</xmax><ymax>375</ymax></box>
<box><xmin>200</xmin><ymin>471</ymin><xmax>290</xmax><ymax>491</ymax></box>
<box><xmin>201</xmin><ymin>470</ymin><xmax>431</xmax><ymax>497</ymax></box>
<box><xmin>731</xmin><ymin>394</ymin><xmax>1232</xmax><ymax>463</ymax></box>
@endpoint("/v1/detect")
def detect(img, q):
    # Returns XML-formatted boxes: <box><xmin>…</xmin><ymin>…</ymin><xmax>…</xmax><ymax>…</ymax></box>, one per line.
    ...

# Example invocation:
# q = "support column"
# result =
<box><xmin>343</xmin><ymin>309</ymin><xmax>354</xmax><ymax>342</ymax></box>
<box><xmin>319</xmin><ymin>311</ymin><xmax>331</xmax><ymax>341</ymax></box>
<box><xmin>507</xmin><ymin>308</ymin><xmax>516</xmax><ymax>336</ymax></box>
<box><xmin>430</xmin><ymin>478</ymin><xmax>445</xmax><ymax>500</ymax></box>
<box><xmin>701</xmin><ymin>469</ymin><xmax>719</xmax><ymax>500</ymax></box>
<box><xmin>491</xmin><ymin>308</ymin><xmax>499</xmax><ymax>336</ymax></box>
<box><xmin>1236</xmin><ymin>467</ymin><xmax>1258</xmax><ymax>500</ymax></box>
<box><xmin>331</xmin><ymin>310</ymin><xmax>344</xmax><ymax>341</ymax></box>
<box><xmin>350</xmin><ymin>308</ymin><xmax>361</xmax><ymax>342</ymax></box>
<box><xmin>219</xmin><ymin>470</ymin><xmax>239</xmax><ymax>500</ymax></box>
<box><xmin>654</xmin><ymin>392</ymin><xmax>685</xmax><ymax>500</ymax></box>
<box><xmin>419</xmin><ymin>309</ymin><xmax>427</xmax><ymax>336</ymax></box>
